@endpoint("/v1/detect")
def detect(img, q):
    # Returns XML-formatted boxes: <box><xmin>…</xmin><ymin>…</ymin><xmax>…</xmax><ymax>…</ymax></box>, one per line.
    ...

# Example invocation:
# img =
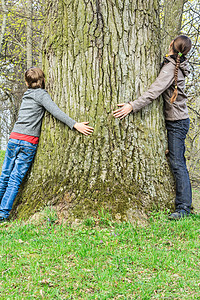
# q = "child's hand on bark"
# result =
<box><xmin>113</xmin><ymin>103</ymin><xmax>133</xmax><ymax>119</ymax></box>
<box><xmin>73</xmin><ymin>122</ymin><xmax>94</xmax><ymax>136</ymax></box>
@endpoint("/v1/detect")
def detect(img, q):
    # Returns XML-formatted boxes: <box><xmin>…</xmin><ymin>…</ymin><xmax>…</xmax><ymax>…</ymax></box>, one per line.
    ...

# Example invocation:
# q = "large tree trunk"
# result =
<box><xmin>14</xmin><ymin>0</ymin><xmax>178</xmax><ymax>221</ymax></box>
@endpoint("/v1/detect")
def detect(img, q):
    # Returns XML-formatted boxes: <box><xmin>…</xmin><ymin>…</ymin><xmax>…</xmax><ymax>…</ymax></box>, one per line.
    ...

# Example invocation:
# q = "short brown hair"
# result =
<box><xmin>25</xmin><ymin>67</ymin><xmax>45</xmax><ymax>89</ymax></box>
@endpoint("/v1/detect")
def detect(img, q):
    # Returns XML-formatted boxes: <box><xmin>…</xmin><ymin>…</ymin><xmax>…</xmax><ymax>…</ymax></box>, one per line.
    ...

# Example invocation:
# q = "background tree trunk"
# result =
<box><xmin>0</xmin><ymin>0</ymin><xmax>7</xmax><ymax>55</ymax></box>
<box><xmin>27</xmin><ymin>0</ymin><xmax>33</xmax><ymax>68</ymax></box>
<box><xmin>161</xmin><ymin>0</ymin><xmax>186</xmax><ymax>55</ymax></box>
<box><xmin>13</xmin><ymin>0</ymin><xmax>180</xmax><ymax>221</ymax></box>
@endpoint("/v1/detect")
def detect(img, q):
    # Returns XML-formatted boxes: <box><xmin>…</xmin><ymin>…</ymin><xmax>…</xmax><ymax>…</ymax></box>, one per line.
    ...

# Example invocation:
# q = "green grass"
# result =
<box><xmin>0</xmin><ymin>211</ymin><xmax>200</xmax><ymax>299</ymax></box>
<box><xmin>0</xmin><ymin>150</ymin><xmax>5</xmax><ymax>170</ymax></box>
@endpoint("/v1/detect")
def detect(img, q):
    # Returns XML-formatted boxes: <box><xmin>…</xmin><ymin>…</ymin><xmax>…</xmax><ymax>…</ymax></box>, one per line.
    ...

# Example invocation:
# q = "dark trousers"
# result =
<box><xmin>166</xmin><ymin>118</ymin><xmax>192</xmax><ymax>212</ymax></box>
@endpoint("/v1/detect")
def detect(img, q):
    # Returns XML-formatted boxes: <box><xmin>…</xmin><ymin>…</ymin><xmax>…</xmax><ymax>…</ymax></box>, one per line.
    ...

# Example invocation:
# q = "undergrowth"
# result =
<box><xmin>0</xmin><ymin>210</ymin><xmax>199</xmax><ymax>299</ymax></box>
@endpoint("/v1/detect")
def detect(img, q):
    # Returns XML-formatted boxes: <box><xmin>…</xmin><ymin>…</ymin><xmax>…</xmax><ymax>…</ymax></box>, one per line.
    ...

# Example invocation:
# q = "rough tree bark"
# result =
<box><xmin>13</xmin><ymin>0</ymin><xmax>184</xmax><ymax>222</ymax></box>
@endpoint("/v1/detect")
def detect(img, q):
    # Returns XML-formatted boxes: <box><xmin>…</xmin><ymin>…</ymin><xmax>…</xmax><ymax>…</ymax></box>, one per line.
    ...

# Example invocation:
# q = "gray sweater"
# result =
<box><xmin>12</xmin><ymin>88</ymin><xmax>76</xmax><ymax>137</ymax></box>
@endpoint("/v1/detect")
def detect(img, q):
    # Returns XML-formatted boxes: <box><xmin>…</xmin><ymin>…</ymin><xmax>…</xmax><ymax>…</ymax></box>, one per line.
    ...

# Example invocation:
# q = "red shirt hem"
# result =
<box><xmin>10</xmin><ymin>132</ymin><xmax>39</xmax><ymax>144</ymax></box>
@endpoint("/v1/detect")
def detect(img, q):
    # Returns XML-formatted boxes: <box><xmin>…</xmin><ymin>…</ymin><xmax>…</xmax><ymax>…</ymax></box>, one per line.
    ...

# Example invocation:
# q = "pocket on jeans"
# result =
<box><xmin>24</xmin><ymin>148</ymin><xmax>36</xmax><ymax>154</ymax></box>
<box><xmin>20</xmin><ymin>147</ymin><xmax>37</xmax><ymax>162</ymax></box>
<box><xmin>7</xmin><ymin>145</ymin><xmax>16</xmax><ymax>158</ymax></box>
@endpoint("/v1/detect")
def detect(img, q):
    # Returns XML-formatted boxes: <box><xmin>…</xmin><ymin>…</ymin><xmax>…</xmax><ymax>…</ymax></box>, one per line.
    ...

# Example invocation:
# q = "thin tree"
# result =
<box><xmin>0</xmin><ymin>0</ymin><xmax>7</xmax><ymax>55</ymax></box>
<box><xmin>27</xmin><ymin>0</ymin><xmax>33</xmax><ymax>68</ymax></box>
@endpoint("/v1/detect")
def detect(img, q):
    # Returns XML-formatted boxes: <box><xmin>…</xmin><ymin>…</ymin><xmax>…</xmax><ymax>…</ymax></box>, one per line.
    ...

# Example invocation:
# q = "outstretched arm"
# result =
<box><xmin>38</xmin><ymin>91</ymin><xmax>94</xmax><ymax>135</ymax></box>
<box><xmin>113</xmin><ymin>61</ymin><xmax>175</xmax><ymax>119</ymax></box>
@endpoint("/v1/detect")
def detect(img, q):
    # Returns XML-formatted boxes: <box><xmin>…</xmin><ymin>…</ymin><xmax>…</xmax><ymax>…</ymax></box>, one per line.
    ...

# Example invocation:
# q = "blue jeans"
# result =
<box><xmin>166</xmin><ymin>118</ymin><xmax>192</xmax><ymax>213</ymax></box>
<box><xmin>0</xmin><ymin>139</ymin><xmax>37</xmax><ymax>218</ymax></box>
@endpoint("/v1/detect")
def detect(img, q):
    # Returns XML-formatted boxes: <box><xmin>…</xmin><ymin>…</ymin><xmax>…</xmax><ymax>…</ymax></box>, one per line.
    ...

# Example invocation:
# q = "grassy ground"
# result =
<box><xmin>0</xmin><ymin>211</ymin><xmax>200</xmax><ymax>299</ymax></box>
<box><xmin>0</xmin><ymin>150</ymin><xmax>5</xmax><ymax>170</ymax></box>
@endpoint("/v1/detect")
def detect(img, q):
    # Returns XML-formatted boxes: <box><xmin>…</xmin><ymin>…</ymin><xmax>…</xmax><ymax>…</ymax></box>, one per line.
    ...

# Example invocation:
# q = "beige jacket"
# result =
<box><xmin>129</xmin><ymin>56</ymin><xmax>190</xmax><ymax>120</ymax></box>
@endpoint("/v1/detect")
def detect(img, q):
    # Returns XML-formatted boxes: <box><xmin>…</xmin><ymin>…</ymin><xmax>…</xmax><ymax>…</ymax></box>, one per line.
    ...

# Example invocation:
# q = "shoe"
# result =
<box><xmin>168</xmin><ymin>210</ymin><xmax>190</xmax><ymax>220</ymax></box>
<box><xmin>0</xmin><ymin>216</ymin><xmax>7</xmax><ymax>223</ymax></box>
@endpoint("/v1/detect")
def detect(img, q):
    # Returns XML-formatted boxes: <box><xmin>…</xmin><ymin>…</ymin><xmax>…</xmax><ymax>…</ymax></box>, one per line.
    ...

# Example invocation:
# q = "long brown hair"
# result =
<box><xmin>170</xmin><ymin>35</ymin><xmax>192</xmax><ymax>103</ymax></box>
<box><xmin>25</xmin><ymin>67</ymin><xmax>45</xmax><ymax>89</ymax></box>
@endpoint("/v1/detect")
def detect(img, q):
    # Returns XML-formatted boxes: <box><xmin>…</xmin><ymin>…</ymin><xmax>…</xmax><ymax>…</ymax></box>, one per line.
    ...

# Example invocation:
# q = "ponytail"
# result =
<box><xmin>170</xmin><ymin>52</ymin><xmax>182</xmax><ymax>104</ymax></box>
<box><xmin>169</xmin><ymin>35</ymin><xmax>192</xmax><ymax>104</ymax></box>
